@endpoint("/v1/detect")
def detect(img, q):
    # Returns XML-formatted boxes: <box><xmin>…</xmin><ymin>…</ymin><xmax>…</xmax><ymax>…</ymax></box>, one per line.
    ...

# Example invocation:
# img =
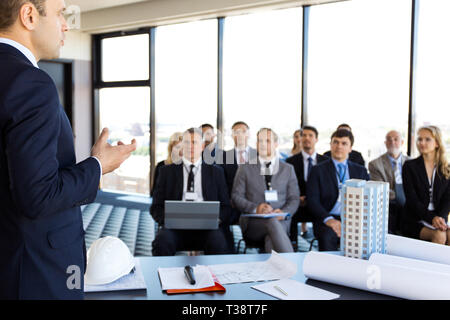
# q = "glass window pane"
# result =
<box><xmin>102</xmin><ymin>34</ymin><xmax>149</xmax><ymax>82</ymax></box>
<box><xmin>308</xmin><ymin>0</ymin><xmax>411</xmax><ymax>162</ymax></box>
<box><xmin>415</xmin><ymin>0</ymin><xmax>450</xmax><ymax>158</ymax></box>
<box><xmin>155</xmin><ymin>20</ymin><xmax>218</xmax><ymax>163</ymax></box>
<box><xmin>223</xmin><ymin>8</ymin><xmax>302</xmax><ymax>157</ymax></box>
<box><xmin>99</xmin><ymin>87</ymin><xmax>150</xmax><ymax>194</ymax></box>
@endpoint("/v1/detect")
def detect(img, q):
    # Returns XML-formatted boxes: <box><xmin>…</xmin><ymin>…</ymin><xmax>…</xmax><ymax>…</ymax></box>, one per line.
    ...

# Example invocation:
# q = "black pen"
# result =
<box><xmin>184</xmin><ymin>265</ymin><xmax>196</xmax><ymax>285</ymax></box>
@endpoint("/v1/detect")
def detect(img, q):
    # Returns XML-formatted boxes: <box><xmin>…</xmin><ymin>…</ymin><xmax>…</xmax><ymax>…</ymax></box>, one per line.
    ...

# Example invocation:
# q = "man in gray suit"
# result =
<box><xmin>369</xmin><ymin>130</ymin><xmax>409</xmax><ymax>234</ymax></box>
<box><xmin>231</xmin><ymin>128</ymin><xmax>300</xmax><ymax>253</ymax></box>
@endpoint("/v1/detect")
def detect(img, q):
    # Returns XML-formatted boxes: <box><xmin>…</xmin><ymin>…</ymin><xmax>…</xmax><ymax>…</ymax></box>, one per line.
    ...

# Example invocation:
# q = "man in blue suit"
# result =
<box><xmin>307</xmin><ymin>129</ymin><xmax>370</xmax><ymax>251</ymax></box>
<box><xmin>0</xmin><ymin>0</ymin><xmax>136</xmax><ymax>299</ymax></box>
<box><xmin>151</xmin><ymin>128</ymin><xmax>232</xmax><ymax>255</ymax></box>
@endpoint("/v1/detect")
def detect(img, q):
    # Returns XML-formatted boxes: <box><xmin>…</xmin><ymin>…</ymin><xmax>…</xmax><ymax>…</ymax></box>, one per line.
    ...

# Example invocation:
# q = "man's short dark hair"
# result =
<box><xmin>337</xmin><ymin>123</ymin><xmax>352</xmax><ymax>131</ymax></box>
<box><xmin>302</xmin><ymin>125</ymin><xmax>319</xmax><ymax>139</ymax></box>
<box><xmin>185</xmin><ymin>127</ymin><xmax>203</xmax><ymax>139</ymax></box>
<box><xmin>257</xmin><ymin>128</ymin><xmax>279</xmax><ymax>143</ymax></box>
<box><xmin>200</xmin><ymin>123</ymin><xmax>214</xmax><ymax>130</ymax></box>
<box><xmin>0</xmin><ymin>0</ymin><xmax>47</xmax><ymax>31</ymax></box>
<box><xmin>232</xmin><ymin>121</ymin><xmax>249</xmax><ymax>130</ymax></box>
<box><xmin>331</xmin><ymin>129</ymin><xmax>354</xmax><ymax>146</ymax></box>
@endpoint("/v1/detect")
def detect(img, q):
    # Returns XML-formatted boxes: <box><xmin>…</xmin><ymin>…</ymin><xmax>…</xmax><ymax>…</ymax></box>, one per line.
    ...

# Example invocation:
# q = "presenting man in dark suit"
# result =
<box><xmin>0</xmin><ymin>0</ymin><xmax>136</xmax><ymax>300</ymax></box>
<box><xmin>151</xmin><ymin>128</ymin><xmax>232</xmax><ymax>256</ymax></box>
<box><xmin>286</xmin><ymin>126</ymin><xmax>328</xmax><ymax>244</ymax></box>
<box><xmin>307</xmin><ymin>129</ymin><xmax>370</xmax><ymax>251</ymax></box>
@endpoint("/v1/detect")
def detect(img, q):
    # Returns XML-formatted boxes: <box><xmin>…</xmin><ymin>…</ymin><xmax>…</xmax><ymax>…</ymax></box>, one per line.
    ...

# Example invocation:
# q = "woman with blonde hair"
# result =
<box><xmin>402</xmin><ymin>125</ymin><xmax>450</xmax><ymax>244</ymax></box>
<box><xmin>151</xmin><ymin>132</ymin><xmax>183</xmax><ymax>196</ymax></box>
<box><xmin>291</xmin><ymin>129</ymin><xmax>303</xmax><ymax>156</ymax></box>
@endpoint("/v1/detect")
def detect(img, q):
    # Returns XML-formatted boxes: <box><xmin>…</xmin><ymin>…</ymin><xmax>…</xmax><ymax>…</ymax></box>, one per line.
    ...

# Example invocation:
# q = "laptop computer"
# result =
<box><xmin>164</xmin><ymin>200</ymin><xmax>220</xmax><ymax>230</ymax></box>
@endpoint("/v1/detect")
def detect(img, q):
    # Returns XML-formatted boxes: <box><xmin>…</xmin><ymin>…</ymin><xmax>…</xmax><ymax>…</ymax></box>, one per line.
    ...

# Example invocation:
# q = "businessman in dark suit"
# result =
<box><xmin>221</xmin><ymin>121</ymin><xmax>258</xmax><ymax>224</ymax></box>
<box><xmin>151</xmin><ymin>128</ymin><xmax>232</xmax><ymax>256</ymax></box>
<box><xmin>307</xmin><ymin>129</ymin><xmax>370</xmax><ymax>251</ymax></box>
<box><xmin>324</xmin><ymin>124</ymin><xmax>365</xmax><ymax>167</ymax></box>
<box><xmin>286</xmin><ymin>126</ymin><xmax>328</xmax><ymax>244</ymax></box>
<box><xmin>0</xmin><ymin>0</ymin><xmax>136</xmax><ymax>300</ymax></box>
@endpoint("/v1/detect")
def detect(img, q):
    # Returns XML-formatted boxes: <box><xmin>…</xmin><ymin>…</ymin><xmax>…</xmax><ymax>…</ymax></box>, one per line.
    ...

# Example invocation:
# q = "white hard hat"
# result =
<box><xmin>84</xmin><ymin>236</ymin><xmax>135</xmax><ymax>286</ymax></box>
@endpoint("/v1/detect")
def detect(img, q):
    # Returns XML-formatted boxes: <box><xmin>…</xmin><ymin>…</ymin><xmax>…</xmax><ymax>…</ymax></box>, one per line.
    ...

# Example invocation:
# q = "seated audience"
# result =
<box><xmin>151</xmin><ymin>128</ymin><xmax>232</xmax><ymax>256</ymax></box>
<box><xmin>286</xmin><ymin>126</ymin><xmax>328</xmax><ymax>242</ymax></box>
<box><xmin>324</xmin><ymin>124</ymin><xmax>365</xmax><ymax>166</ymax></box>
<box><xmin>369</xmin><ymin>130</ymin><xmax>409</xmax><ymax>234</ymax></box>
<box><xmin>307</xmin><ymin>129</ymin><xmax>370</xmax><ymax>251</ymax></box>
<box><xmin>221</xmin><ymin>121</ymin><xmax>257</xmax><ymax>225</ymax></box>
<box><xmin>232</xmin><ymin>128</ymin><xmax>300</xmax><ymax>253</ymax></box>
<box><xmin>402</xmin><ymin>125</ymin><xmax>450</xmax><ymax>245</ymax></box>
<box><xmin>151</xmin><ymin>132</ymin><xmax>183</xmax><ymax>197</ymax></box>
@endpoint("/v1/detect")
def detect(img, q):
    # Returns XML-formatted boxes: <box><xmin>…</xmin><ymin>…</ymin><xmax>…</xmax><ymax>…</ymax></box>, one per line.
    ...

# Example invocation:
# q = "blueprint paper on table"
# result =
<box><xmin>208</xmin><ymin>251</ymin><xmax>297</xmax><ymax>285</ymax></box>
<box><xmin>84</xmin><ymin>259</ymin><xmax>147</xmax><ymax>293</ymax></box>
<box><xmin>252</xmin><ymin>279</ymin><xmax>339</xmax><ymax>300</ymax></box>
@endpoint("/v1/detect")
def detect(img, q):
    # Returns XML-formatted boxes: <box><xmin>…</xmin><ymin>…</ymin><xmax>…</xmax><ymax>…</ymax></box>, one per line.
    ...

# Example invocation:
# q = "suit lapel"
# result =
<box><xmin>381</xmin><ymin>153</ymin><xmax>394</xmax><ymax>183</ymax></box>
<box><xmin>175</xmin><ymin>164</ymin><xmax>184</xmax><ymax>200</ymax></box>
<box><xmin>327</xmin><ymin>160</ymin><xmax>339</xmax><ymax>190</ymax></box>
<box><xmin>201</xmin><ymin>163</ymin><xmax>209</xmax><ymax>200</ymax></box>
<box><xmin>255</xmin><ymin>160</ymin><xmax>268</xmax><ymax>193</ymax></box>
<box><xmin>298</xmin><ymin>153</ymin><xmax>305</xmax><ymax>182</ymax></box>
<box><xmin>417</xmin><ymin>156</ymin><xmax>431</xmax><ymax>188</ymax></box>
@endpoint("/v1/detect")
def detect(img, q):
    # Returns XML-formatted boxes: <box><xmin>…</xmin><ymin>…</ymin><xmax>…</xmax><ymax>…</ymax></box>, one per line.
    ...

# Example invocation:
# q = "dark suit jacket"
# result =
<box><xmin>0</xmin><ymin>43</ymin><xmax>100</xmax><ymax>299</ymax></box>
<box><xmin>306</xmin><ymin>158</ymin><xmax>370</xmax><ymax>222</ymax></box>
<box><xmin>150</xmin><ymin>162</ymin><xmax>232</xmax><ymax>226</ymax></box>
<box><xmin>402</xmin><ymin>156</ymin><xmax>450</xmax><ymax>225</ymax></box>
<box><xmin>324</xmin><ymin>150</ymin><xmax>365</xmax><ymax>167</ymax></box>
<box><xmin>286</xmin><ymin>152</ymin><xmax>329</xmax><ymax>196</ymax></box>
<box><xmin>150</xmin><ymin>160</ymin><xmax>166</xmax><ymax>197</ymax></box>
<box><xmin>220</xmin><ymin>147</ymin><xmax>258</xmax><ymax>195</ymax></box>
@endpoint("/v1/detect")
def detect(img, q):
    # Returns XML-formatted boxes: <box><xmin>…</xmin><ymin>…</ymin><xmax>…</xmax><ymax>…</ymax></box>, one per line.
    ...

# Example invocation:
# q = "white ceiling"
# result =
<box><xmin>65</xmin><ymin>0</ymin><xmax>151</xmax><ymax>12</ymax></box>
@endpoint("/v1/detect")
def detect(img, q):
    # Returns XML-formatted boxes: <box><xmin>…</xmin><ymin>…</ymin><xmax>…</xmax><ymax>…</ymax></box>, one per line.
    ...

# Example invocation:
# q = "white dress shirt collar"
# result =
<box><xmin>302</xmin><ymin>150</ymin><xmax>317</xmax><ymax>161</ymax></box>
<box><xmin>182</xmin><ymin>157</ymin><xmax>202</xmax><ymax>169</ymax></box>
<box><xmin>0</xmin><ymin>38</ymin><xmax>39</xmax><ymax>68</ymax></box>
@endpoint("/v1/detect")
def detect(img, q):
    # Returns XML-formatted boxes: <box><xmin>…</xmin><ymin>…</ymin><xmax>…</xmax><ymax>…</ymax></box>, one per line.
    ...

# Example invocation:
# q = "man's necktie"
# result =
<box><xmin>265</xmin><ymin>162</ymin><xmax>272</xmax><ymax>190</ymax></box>
<box><xmin>187</xmin><ymin>164</ymin><xmax>195</xmax><ymax>192</ymax></box>
<box><xmin>337</xmin><ymin>163</ymin><xmax>346</xmax><ymax>183</ymax></box>
<box><xmin>239</xmin><ymin>150</ymin><xmax>245</xmax><ymax>164</ymax></box>
<box><xmin>307</xmin><ymin>157</ymin><xmax>313</xmax><ymax>180</ymax></box>
<box><xmin>393</xmin><ymin>160</ymin><xmax>402</xmax><ymax>184</ymax></box>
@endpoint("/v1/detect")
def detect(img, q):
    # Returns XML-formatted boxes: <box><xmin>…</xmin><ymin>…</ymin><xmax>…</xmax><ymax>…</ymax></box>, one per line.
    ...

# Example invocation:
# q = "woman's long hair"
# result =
<box><xmin>291</xmin><ymin>129</ymin><xmax>302</xmax><ymax>155</ymax></box>
<box><xmin>417</xmin><ymin>125</ymin><xmax>450</xmax><ymax>179</ymax></box>
<box><xmin>166</xmin><ymin>132</ymin><xmax>183</xmax><ymax>164</ymax></box>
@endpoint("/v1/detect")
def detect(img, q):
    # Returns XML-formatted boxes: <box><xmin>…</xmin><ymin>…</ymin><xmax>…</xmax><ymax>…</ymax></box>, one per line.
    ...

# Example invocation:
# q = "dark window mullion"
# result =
<box><xmin>407</xmin><ymin>0</ymin><xmax>419</xmax><ymax>157</ymax></box>
<box><xmin>301</xmin><ymin>5</ymin><xmax>310</xmax><ymax>128</ymax></box>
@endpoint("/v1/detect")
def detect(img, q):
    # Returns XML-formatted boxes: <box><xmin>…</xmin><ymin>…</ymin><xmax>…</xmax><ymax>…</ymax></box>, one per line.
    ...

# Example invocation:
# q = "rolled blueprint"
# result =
<box><xmin>303</xmin><ymin>251</ymin><xmax>450</xmax><ymax>300</ymax></box>
<box><xmin>387</xmin><ymin>234</ymin><xmax>450</xmax><ymax>265</ymax></box>
<box><xmin>369</xmin><ymin>253</ymin><xmax>450</xmax><ymax>275</ymax></box>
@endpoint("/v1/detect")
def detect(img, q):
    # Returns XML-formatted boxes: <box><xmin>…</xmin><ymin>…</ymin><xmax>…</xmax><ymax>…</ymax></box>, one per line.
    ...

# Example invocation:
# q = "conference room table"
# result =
<box><xmin>84</xmin><ymin>252</ymin><xmax>398</xmax><ymax>300</ymax></box>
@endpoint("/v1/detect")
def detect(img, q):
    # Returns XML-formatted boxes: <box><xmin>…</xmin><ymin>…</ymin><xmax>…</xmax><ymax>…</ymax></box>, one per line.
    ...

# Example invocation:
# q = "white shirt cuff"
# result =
<box><xmin>91</xmin><ymin>156</ymin><xmax>103</xmax><ymax>178</ymax></box>
<box><xmin>323</xmin><ymin>216</ymin><xmax>334</xmax><ymax>224</ymax></box>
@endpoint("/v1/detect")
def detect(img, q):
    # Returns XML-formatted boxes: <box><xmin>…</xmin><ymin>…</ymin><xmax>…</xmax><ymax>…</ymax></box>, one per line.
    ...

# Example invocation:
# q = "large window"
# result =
<box><xmin>415</xmin><ymin>0</ymin><xmax>450</xmax><ymax>158</ymax></box>
<box><xmin>307</xmin><ymin>0</ymin><xmax>411</xmax><ymax>163</ymax></box>
<box><xmin>99</xmin><ymin>87</ymin><xmax>150</xmax><ymax>194</ymax></box>
<box><xmin>102</xmin><ymin>34</ymin><xmax>149</xmax><ymax>82</ymax></box>
<box><xmin>96</xmin><ymin>33</ymin><xmax>151</xmax><ymax>195</ymax></box>
<box><xmin>155</xmin><ymin>20</ymin><xmax>218</xmax><ymax>163</ymax></box>
<box><xmin>222</xmin><ymin>8</ymin><xmax>302</xmax><ymax>156</ymax></box>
